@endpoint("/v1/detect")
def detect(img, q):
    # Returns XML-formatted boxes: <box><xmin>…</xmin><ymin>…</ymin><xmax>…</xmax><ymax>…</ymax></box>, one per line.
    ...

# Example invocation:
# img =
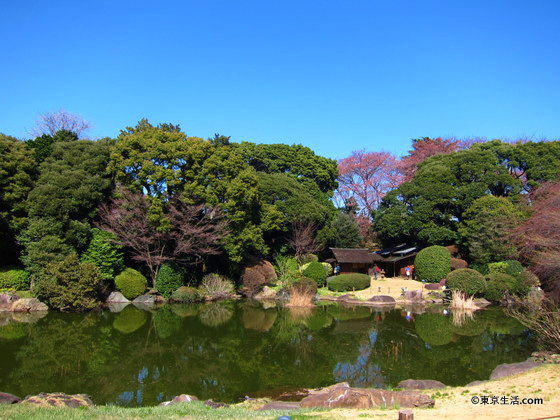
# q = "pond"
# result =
<box><xmin>0</xmin><ymin>301</ymin><xmax>535</xmax><ymax>406</ymax></box>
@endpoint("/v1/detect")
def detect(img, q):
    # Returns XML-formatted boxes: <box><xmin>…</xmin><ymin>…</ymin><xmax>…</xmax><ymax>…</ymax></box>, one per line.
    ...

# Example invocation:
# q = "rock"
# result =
<box><xmin>132</xmin><ymin>295</ymin><xmax>155</xmax><ymax>310</ymax></box>
<box><xmin>254</xmin><ymin>286</ymin><xmax>277</xmax><ymax>300</ymax></box>
<box><xmin>530</xmin><ymin>351</ymin><xmax>560</xmax><ymax>364</ymax></box>
<box><xmin>0</xmin><ymin>293</ymin><xmax>19</xmax><ymax>311</ymax></box>
<box><xmin>259</xmin><ymin>401</ymin><xmax>301</xmax><ymax>410</ymax></box>
<box><xmin>424</xmin><ymin>283</ymin><xmax>441</xmax><ymax>291</ymax></box>
<box><xmin>154</xmin><ymin>295</ymin><xmax>167</xmax><ymax>304</ymax></box>
<box><xmin>403</xmin><ymin>290</ymin><xmax>423</xmax><ymax>303</ymax></box>
<box><xmin>439</xmin><ymin>279</ymin><xmax>447</xmax><ymax>286</ymax></box>
<box><xmin>22</xmin><ymin>393</ymin><xmax>94</xmax><ymax>408</ymax></box>
<box><xmin>473</xmin><ymin>298</ymin><xmax>491</xmax><ymax>308</ymax></box>
<box><xmin>368</xmin><ymin>295</ymin><xmax>396</xmax><ymax>304</ymax></box>
<box><xmin>106</xmin><ymin>292</ymin><xmax>130</xmax><ymax>303</ymax></box>
<box><xmin>107</xmin><ymin>302</ymin><xmax>129</xmax><ymax>313</ymax></box>
<box><xmin>10</xmin><ymin>298</ymin><xmax>48</xmax><ymax>312</ymax></box>
<box><xmin>337</xmin><ymin>294</ymin><xmax>355</xmax><ymax>301</ymax></box>
<box><xmin>0</xmin><ymin>391</ymin><xmax>21</xmax><ymax>404</ymax></box>
<box><xmin>159</xmin><ymin>394</ymin><xmax>198</xmax><ymax>406</ymax></box>
<box><xmin>490</xmin><ymin>360</ymin><xmax>542</xmax><ymax>380</ymax></box>
<box><xmin>397</xmin><ymin>379</ymin><xmax>446</xmax><ymax>390</ymax></box>
<box><xmin>204</xmin><ymin>399</ymin><xmax>229</xmax><ymax>408</ymax></box>
<box><xmin>299</xmin><ymin>387</ymin><xmax>434</xmax><ymax>409</ymax></box>
<box><xmin>308</xmin><ymin>382</ymin><xmax>350</xmax><ymax>395</ymax></box>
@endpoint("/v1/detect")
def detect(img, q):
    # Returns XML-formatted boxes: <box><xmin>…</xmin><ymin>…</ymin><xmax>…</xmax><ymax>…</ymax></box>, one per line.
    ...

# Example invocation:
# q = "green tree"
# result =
<box><xmin>234</xmin><ymin>142</ymin><xmax>339</xmax><ymax>195</ymax></box>
<box><xmin>81</xmin><ymin>228</ymin><xmax>124</xmax><ymax>281</ymax></box>
<box><xmin>19</xmin><ymin>139</ymin><xmax>113</xmax><ymax>276</ymax></box>
<box><xmin>0</xmin><ymin>134</ymin><xmax>36</xmax><ymax>264</ymax></box>
<box><xmin>108</xmin><ymin>120</ymin><xmax>283</xmax><ymax>265</ymax></box>
<box><xmin>26</xmin><ymin>129</ymin><xmax>79</xmax><ymax>164</ymax></box>
<box><xmin>332</xmin><ymin>212</ymin><xmax>362</xmax><ymax>248</ymax></box>
<box><xmin>374</xmin><ymin>148</ymin><xmax>520</xmax><ymax>246</ymax></box>
<box><xmin>459</xmin><ymin>196</ymin><xmax>523</xmax><ymax>264</ymax></box>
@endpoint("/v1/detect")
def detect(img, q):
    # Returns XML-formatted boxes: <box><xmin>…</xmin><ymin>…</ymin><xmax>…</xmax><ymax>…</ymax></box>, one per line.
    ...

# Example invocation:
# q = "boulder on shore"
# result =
<box><xmin>0</xmin><ymin>391</ymin><xmax>20</xmax><ymax>404</ymax></box>
<box><xmin>159</xmin><ymin>394</ymin><xmax>198</xmax><ymax>406</ymax></box>
<box><xmin>10</xmin><ymin>298</ymin><xmax>48</xmax><ymax>312</ymax></box>
<box><xmin>106</xmin><ymin>292</ymin><xmax>130</xmax><ymax>303</ymax></box>
<box><xmin>403</xmin><ymin>290</ymin><xmax>423</xmax><ymax>303</ymax></box>
<box><xmin>490</xmin><ymin>360</ymin><xmax>542</xmax><ymax>380</ymax></box>
<box><xmin>300</xmin><ymin>386</ymin><xmax>434</xmax><ymax>409</ymax></box>
<box><xmin>22</xmin><ymin>393</ymin><xmax>94</xmax><ymax>408</ymax></box>
<box><xmin>368</xmin><ymin>295</ymin><xmax>396</xmax><ymax>304</ymax></box>
<box><xmin>397</xmin><ymin>379</ymin><xmax>446</xmax><ymax>390</ymax></box>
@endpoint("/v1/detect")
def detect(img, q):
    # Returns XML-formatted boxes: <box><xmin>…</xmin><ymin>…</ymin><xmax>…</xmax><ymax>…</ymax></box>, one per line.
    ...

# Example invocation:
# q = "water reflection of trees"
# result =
<box><xmin>0</xmin><ymin>303</ymin><xmax>535</xmax><ymax>406</ymax></box>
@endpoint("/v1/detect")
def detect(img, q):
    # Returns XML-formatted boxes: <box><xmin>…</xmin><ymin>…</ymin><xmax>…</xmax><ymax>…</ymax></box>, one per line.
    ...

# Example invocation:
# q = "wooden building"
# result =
<box><xmin>329</xmin><ymin>248</ymin><xmax>374</xmax><ymax>275</ymax></box>
<box><xmin>371</xmin><ymin>244</ymin><xmax>419</xmax><ymax>278</ymax></box>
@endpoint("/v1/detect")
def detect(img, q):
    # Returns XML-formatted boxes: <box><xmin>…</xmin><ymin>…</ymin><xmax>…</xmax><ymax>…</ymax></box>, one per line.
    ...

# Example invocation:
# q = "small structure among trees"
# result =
<box><xmin>371</xmin><ymin>244</ymin><xmax>419</xmax><ymax>278</ymax></box>
<box><xmin>329</xmin><ymin>248</ymin><xmax>374</xmax><ymax>275</ymax></box>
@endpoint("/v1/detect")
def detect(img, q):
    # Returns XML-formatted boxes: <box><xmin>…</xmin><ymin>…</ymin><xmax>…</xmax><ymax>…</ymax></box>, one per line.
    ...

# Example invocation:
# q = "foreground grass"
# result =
<box><xmin>0</xmin><ymin>401</ymin><xmax>329</xmax><ymax>420</ymax></box>
<box><xmin>1</xmin><ymin>365</ymin><xmax>559</xmax><ymax>420</ymax></box>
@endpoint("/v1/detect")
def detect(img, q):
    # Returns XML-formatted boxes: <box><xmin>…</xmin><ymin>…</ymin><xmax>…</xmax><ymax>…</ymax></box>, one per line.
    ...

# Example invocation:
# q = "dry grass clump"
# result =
<box><xmin>450</xmin><ymin>290</ymin><xmax>478</xmax><ymax>310</ymax></box>
<box><xmin>285</xmin><ymin>287</ymin><xmax>315</xmax><ymax>308</ymax></box>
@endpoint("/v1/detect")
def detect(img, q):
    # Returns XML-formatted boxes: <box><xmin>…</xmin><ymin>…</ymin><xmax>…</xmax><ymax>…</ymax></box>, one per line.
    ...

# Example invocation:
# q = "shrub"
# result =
<box><xmin>446</xmin><ymin>268</ymin><xmax>487</xmax><ymax>296</ymax></box>
<box><xmin>470</xmin><ymin>262</ymin><xmax>489</xmax><ymax>275</ymax></box>
<box><xmin>286</xmin><ymin>257</ymin><xmax>300</xmax><ymax>272</ymax></box>
<box><xmin>299</xmin><ymin>254</ymin><xmax>318</xmax><ymax>264</ymax></box>
<box><xmin>240</xmin><ymin>259</ymin><xmax>278</xmax><ymax>297</ymax></box>
<box><xmin>32</xmin><ymin>254</ymin><xmax>102</xmax><ymax>310</ymax></box>
<box><xmin>488</xmin><ymin>262</ymin><xmax>508</xmax><ymax>274</ymax></box>
<box><xmin>521</xmin><ymin>269</ymin><xmax>540</xmax><ymax>288</ymax></box>
<box><xmin>171</xmin><ymin>286</ymin><xmax>203</xmax><ymax>303</ymax></box>
<box><xmin>450</xmin><ymin>258</ymin><xmax>468</xmax><ymax>270</ymax></box>
<box><xmin>0</xmin><ymin>267</ymin><xmax>30</xmax><ymax>291</ymax></box>
<box><xmin>290</xmin><ymin>277</ymin><xmax>318</xmax><ymax>295</ymax></box>
<box><xmin>155</xmin><ymin>262</ymin><xmax>185</xmax><ymax>299</ymax></box>
<box><xmin>81</xmin><ymin>228</ymin><xmax>124</xmax><ymax>281</ymax></box>
<box><xmin>200</xmin><ymin>273</ymin><xmax>235</xmax><ymax>298</ymax></box>
<box><xmin>327</xmin><ymin>273</ymin><xmax>371</xmax><ymax>292</ymax></box>
<box><xmin>114</xmin><ymin>268</ymin><xmax>147</xmax><ymax>300</ymax></box>
<box><xmin>503</xmin><ymin>260</ymin><xmax>524</xmax><ymax>278</ymax></box>
<box><xmin>414</xmin><ymin>246</ymin><xmax>451</xmax><ymax>283</ymax></box>
<box><xmin>484</xmin><ymin>272</ymin><xmax>525</xmax><ymax>302</ymax></box>
<box><xmin>321</xmin><ymin>262</ymin><xmax>333</xmax><ymax>276</ymax></box>
<box><xmin>303</xmin><ymin>261</ymin><xmax>328</xmax><ymax>286</ymax></box>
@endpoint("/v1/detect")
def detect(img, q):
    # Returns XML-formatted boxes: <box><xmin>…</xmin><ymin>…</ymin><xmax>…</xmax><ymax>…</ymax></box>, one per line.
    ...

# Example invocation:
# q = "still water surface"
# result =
<box><xmin>0</xmin><ymin>301</ymin><xmax>535</xmax><ymax>406</ymax></box>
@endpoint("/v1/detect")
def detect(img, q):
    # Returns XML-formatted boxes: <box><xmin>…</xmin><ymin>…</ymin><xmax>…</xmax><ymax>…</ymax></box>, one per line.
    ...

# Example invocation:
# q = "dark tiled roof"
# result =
<box><xmin>330</xmin><ymin>248</ymin><xmax>373</xmax><ymax>264</ymax></box>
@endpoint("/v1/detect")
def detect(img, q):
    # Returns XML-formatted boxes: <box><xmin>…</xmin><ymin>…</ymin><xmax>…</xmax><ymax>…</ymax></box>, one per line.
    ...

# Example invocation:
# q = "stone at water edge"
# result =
<box><xmin>106</xmin><ymin>291</ymin><xmax>130</xmax><ymax>303</ymax></box>
<box><xmin>490</xmin><ymin>360</ymin><xmax>543</xmax><ymax>380</ymax></box>
<box><xmin>0</xmin><ymin>293</ymin><xmax>19</xmax><ymax>311</ymax></box>
<box><xmin>368</xmin><ymin>295</ymin><xmax>396</xmax><ymax>304</ymax></box>
<box><xmin>299</xmin><ymin>387</ymin><xmax>434</xmax><ymax>409</ymax></box>
<box><xmin>397</xmin><ymin>379</ymin><xmax>446</xmax><ymax>390</ymax></box>
<box><xmin>0</xmin><ymin>391</ymin><xmax>21</xmax><ymax>404</ymax></box>
<box><xmin>403</xmin><ymin>290</ymin><xmax>423</xmax><ymax>303</ymax></box>
<box><xmin>254</xmin><ymin>286</ymin><xmax>277</xmax><ymax>300</ymax></box>
<box><xmin>10</xmin><ymin>298</ymin><xmax>48</xmax><ymax>312</ymax></box>
<box><xmin>159</xmin><ymin>394</ymin><xmax>199</xmax><ymax>406</ymax></box>
<box><xmin>22</xmin><ymin>393</ymin><xmax>94</xmax><ymax>408</ymax></box>
<box><xmin>132</xmin><ymin>294</ymin><xmax>155</xmax><ymax>305</ymax></box>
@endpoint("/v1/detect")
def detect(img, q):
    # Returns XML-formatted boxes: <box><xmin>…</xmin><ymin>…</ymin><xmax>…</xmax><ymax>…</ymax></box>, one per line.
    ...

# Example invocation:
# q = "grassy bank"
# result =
<box><xmin>1</xmin><ymin>364</ymin><xmax>558</xmax><ymax>420</ymax></box>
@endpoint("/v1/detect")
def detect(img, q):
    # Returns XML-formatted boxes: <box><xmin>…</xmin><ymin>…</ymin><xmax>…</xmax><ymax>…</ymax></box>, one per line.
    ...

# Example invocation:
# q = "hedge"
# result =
<box><xmin>446</xmin><ymin>268</ymin><xmax>487</xmax><ymax>296</ymax></box>
<box><xmin>327</xmin><ymin>273</ymin><xmax>370</xmax><ymax>292</ymax></box>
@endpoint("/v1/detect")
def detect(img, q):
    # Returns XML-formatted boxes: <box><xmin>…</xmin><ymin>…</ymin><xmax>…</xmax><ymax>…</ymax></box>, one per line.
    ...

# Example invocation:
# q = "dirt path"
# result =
<box><xmin>312</xmin><ymin>364</ymin><xmax>560</xmax><ymax>420</ymax></box>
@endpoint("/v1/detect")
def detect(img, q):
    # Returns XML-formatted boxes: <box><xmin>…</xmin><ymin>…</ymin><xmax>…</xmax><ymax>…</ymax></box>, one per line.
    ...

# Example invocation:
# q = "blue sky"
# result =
<box><xmin>1</xmin><ymin>0</ymin><xmax>559</xmax><ymax>160</ymax></box>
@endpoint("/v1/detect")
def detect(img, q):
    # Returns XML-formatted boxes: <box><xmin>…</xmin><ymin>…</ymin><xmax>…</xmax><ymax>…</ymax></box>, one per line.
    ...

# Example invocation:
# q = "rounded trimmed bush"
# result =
<box><xmin>171</xmin><ymin>286</ymin><xmax>203</xmax><ymax>303</ymax></box>
<box><xmin>414</xmin><ymin>246</ymin><xmax>451</xmax><ymax>283</ymax></box>
<box><xmin>300</xmin><ymin>254</ymin><xmax>318</xmax><ymax>264</ymax></box>
<box><xmin>503</xmin><ymin>260</ymin><xmax>524</xmax><ymax>278</ymax></box>
<box><xmin>114</xmin><ymin>268</ymin><xmax>147</xmax><ymax>300</ymax></box>
<box><xmin>303</xmin><ymin>261</ymin><xmax>328</xmax><ymax>286</ymax></box>
<box><xmin>0</xmin><ymin>267</ymin><xmax>30</xmax><ymax>291</ymax></box>
<box><xmin>446</xmin><ymin>268</ymin><xmax>487</xmax><ymax>296</ymax></box>
<box><xmin>290</xmin><ymin>277</ymin><xmax>318</xmax><ymax>295</ymax></box>
<box><xmin>155</xmin><ymin>262</ymin><xmax>185</xmax><ymax>299</ymax></box>
<box><xmin>484</xmin><ymin>273</ymin><xmax>524</xmax><ymax>302</ymax></box>
<box><xmin>327</xmin><ymin>273</ymin><xmax>370</xmax><ymax>292</ymax></box>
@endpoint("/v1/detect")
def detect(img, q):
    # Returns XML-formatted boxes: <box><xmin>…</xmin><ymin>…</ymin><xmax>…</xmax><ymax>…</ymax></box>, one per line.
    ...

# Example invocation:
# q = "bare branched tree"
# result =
<box><xmin>30</xmin><ymin>110</ymin><xmax>91</xmax><ymax>138</ymax></box>
<box><xmin>96</xmin><ymin>189</ymin><xmax>228</xmax><ymax>283</ymax></box>
<box><xmin>287</xmin><ymin>220</ymin><xmax>321</xmax><ymax>259</ymax></box>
